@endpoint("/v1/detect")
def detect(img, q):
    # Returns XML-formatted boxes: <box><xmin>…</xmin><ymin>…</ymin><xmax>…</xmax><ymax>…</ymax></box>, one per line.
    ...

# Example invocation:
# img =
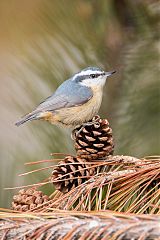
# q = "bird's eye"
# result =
<box><xmin>91</xmin><ymin>74</ymin><xmax>96</xmax><ymax>78</ymax></box>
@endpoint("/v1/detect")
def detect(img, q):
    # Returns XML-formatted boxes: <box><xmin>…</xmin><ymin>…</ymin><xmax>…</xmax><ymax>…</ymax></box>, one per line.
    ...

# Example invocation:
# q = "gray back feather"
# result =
<box><xmin>35</xmin><ymin>79</ymin><xmax>93</xmax><ymax>113</ymax></box>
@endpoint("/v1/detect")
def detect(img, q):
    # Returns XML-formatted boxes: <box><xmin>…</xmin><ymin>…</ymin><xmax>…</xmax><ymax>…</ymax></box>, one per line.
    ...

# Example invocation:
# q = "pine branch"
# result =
<box><xmin>0</xmin><ymin>211</ymin><xmax>160</xmax><ymax>240</ymax></box>
<box><xmin>10</xmin><ymin>155</ymin><xmax>160</xmax><ymax>214</ymax></box>
<box><xmin>48</xmin><ymin>157</ymin><xmax>160</xmax><ymax>213</ymax></box>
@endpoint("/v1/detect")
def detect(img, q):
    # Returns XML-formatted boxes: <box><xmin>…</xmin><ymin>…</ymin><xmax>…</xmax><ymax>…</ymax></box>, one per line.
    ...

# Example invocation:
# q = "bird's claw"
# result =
<box><xmin>71</xmin><ymin>115</ymin><xmax>101</xmax><ymax>139</ymax></box>
<box><xmin>71</xmin><ymin>129</ymin><xmax>77</xmax><ymax>140</ymax></box>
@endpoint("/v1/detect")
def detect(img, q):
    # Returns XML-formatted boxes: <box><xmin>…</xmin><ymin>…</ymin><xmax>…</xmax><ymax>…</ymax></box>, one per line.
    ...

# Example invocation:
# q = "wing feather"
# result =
<box><xmin>34</xmin><ymin>79</ymin><xmax>93</xmax><ymax>113</ymax></box>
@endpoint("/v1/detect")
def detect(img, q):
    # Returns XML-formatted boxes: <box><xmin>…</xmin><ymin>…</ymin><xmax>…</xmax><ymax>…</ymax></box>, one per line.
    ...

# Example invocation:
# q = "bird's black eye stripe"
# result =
<box><xmin>90</xmin><ymin>74</ymin><xmax>99</xmax><ymax>78</ymax></box>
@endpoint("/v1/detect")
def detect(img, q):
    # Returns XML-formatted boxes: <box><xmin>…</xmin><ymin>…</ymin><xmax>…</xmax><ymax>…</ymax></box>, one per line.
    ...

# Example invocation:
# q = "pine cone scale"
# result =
<box><xmin>85</xmin><ymin>136</ymin><xmax>95</xmax><ymax>142</ymax></box>
<box><xmin>93</xmin><ymin>143</ymin><xmax>105</xmax><ymax>148</ymax></box>
<box><xmin>93</xmin><ymin>131</ymin><xmax>102</xmax><ymax>136</ymax></box>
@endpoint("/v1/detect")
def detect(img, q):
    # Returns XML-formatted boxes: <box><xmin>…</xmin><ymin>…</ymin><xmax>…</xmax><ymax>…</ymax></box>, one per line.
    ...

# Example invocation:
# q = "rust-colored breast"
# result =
<box><xmin>39</xmin><ymin>111</ymin><xmax>60</xmax><ymax>124</ymax></box>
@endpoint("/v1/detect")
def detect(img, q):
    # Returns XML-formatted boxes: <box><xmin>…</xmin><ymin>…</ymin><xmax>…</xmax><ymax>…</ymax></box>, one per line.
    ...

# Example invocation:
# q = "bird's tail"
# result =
<box><xmin>15</xmin><ymin>113</ymin><xmax>39</xmax><ymax>127</ymax></box>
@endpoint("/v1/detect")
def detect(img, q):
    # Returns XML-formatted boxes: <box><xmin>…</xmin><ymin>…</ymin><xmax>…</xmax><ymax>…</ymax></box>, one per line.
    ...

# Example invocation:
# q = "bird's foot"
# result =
<box><xmin>71</xmin><ymin>115</ymin><xmax>101</xmax><ymax>140</ymax></box>
<box><xmin>71</xmin><ymin>129</ymin><xmax>78</xmax><ymax>140</ymax></box>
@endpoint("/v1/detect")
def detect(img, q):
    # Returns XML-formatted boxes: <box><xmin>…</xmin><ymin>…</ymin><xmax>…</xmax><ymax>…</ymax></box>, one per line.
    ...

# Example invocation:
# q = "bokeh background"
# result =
<box><xmin>0</xmin><ymin>0</ymin><xmax>159</xmax><ymax>207</ymax></box>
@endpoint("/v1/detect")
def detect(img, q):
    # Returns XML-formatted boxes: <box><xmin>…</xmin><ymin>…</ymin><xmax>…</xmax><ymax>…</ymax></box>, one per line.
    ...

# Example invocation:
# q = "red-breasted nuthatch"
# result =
<box><xmin>15</xmin><ymin>67</ymin><xmax>116</xmax><ymax>128</ymax></box>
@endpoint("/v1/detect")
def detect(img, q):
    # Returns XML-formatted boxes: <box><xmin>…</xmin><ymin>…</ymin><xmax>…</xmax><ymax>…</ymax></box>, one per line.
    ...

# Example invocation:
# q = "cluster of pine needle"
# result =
<box><xmin>0</xmin><ymin>116</ymin><xmax>160</xmax><ymax>239</ymax></box>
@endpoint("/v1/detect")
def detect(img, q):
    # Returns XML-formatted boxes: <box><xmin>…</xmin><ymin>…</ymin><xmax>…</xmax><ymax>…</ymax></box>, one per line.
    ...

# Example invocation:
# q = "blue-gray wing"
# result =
<box><xmin>35</xmin><ymin>79</ymin><xmax>93</xmax><ymax>112</ymax></box>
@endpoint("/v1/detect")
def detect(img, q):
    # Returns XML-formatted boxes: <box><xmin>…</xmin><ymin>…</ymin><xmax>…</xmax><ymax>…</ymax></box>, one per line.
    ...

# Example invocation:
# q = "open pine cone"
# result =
<box><xmin>74</xmin><ymin>115</ymin><xmax>114</xmax><ymax>160</ymax></box>
<box><xmin>11</xmin><ymin>188</ymin><xmax>49</xmax><ymax>212</ymax></box>
<box><xmin>51</xmin><ymin>155</ymin><xmax>95</xmax><ymax>193</ymax></box>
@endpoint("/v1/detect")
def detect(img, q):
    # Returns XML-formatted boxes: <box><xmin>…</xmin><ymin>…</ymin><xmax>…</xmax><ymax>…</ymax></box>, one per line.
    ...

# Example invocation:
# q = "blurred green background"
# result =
<box><xmin>0</xmin><ymin>0</ymin><xmax>159</xmax><ymax>207</ymax></box>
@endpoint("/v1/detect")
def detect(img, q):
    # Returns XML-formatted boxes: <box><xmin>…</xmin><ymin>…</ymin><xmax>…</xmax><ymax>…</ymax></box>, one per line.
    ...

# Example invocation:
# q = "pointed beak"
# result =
<box><xmin>105</xmin><ymin>70</ymin><xmax>116</xmax><ymax>77</ymax></box>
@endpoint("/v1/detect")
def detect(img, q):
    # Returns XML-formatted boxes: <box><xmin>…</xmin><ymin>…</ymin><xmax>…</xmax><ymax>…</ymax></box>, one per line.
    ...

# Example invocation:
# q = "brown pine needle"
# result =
<box><xmin>20</xmin><ymin>161</ymin><xmax>104</xmax><ymax>177</ymax></box>
<box><xmin>25</xmin><ymin>159</ymin><xmax>63</xmax><ymax>165</ymax></box>
<box><xmin>5</xmin><ymin>180</ymin><xmax>51</xmax><ymax>190</ymax></box>
<box><xmin>19</xmin><ymin>165</ymin><xmax>56</xmax><ymax>176</ymax></box>
<box><xmin>50</xmin><ymin>152</ymin><xmax>75</xmax><ymax>157</ymax></box>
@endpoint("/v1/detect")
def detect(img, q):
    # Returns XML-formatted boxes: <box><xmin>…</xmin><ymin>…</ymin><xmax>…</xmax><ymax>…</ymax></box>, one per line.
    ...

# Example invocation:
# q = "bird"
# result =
<box><xmin>15</xmin><ymin>67</ymin><xmax>116</xmax><ymax>129</ymax></box>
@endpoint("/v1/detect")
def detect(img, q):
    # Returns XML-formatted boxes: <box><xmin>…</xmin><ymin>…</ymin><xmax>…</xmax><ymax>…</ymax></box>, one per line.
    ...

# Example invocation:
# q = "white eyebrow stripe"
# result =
<box><xmin>75</xmin><ymin>70</ymin><xmax>102</xmax><ymax>77</ymax></box>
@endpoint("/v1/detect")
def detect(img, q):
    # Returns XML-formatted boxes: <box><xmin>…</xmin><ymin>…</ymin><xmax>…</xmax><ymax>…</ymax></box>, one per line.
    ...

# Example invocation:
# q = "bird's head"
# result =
<box><xmin>72</xmin><ymin>67</ymin><xmax>116</xmax><ymax>88</ymax></box>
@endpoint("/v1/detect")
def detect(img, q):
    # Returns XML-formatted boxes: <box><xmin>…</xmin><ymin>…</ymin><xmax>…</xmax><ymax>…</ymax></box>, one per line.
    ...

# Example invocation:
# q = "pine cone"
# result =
<box><xmin>51</xmin><ymin>155</ymin><xmax>95</xmax><ymax>193</ymax></box>
<box><xmin>74</xmin><ymin>115</ymin><xmax>114</xmax><ymax>160</ymax></box>
<box><xmin>11</xmin><ymin>188</ymin><xmax>49</xmax><ymax>212</ymax></box>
